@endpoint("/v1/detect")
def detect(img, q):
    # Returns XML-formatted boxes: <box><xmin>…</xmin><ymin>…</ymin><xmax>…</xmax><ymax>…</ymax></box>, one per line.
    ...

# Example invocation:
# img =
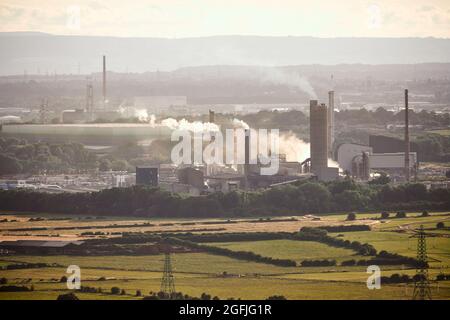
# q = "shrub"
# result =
<box><xmin>0</xmin><ymin>285</ymin><xmax>31</xmax><ymax>292</ymax></box>
<box><xmin>57</xmin><ymin>292</ymin><xmax>79</xmax><ymax>300</ymax></box>
<box><xmin>317</xmin><ymin>225</ymin><xmax>370</xmax><ymax>232</ymax></box>
<box><xmin>120</xmin><ymin>289</ymin><xmax>126</xmax><ymax>295</ymax></box>
<box><xmin>346</xmin><ymin>213</ymin><xmax>356</xmax><ymax>221</ymax></box>
<box><xmin>60</xmin><ymin>276</ymin><xmax>67</xmax><ymax>283</ymax></box>
<box><xmin>396</xmin><ymin>211</ymin><xmax>406</xmax><ymax>218</ymax></box>
<box><xmin>301</xmin><ymin>259</ymin><xmax>336</xmax><ymax>267</ymax></box>
<box><xmin>201</xmin><ymin>293</ymin><xmax>211</xmax><ymax>300</ymax></box>
<box><xmin>266</xmin><ymin>295</ymin><xmax>287</xmax><ymax>300</ymax></box>
<box><xmin>421</xmin><ymin>211</ymin><xmax>429</xmax><ymax>217</ymax></box>
<box><xmin>0</xmin><ymin>278</ymin><xmax>7</xmax><ymax>285</ymax></box>
<box><xmin>136</xmin><ymin>290</ymin><xmax>142</xmax><ymax>297</ymax></box>
<box><xmin>381</xmin><ymin>212</ymin><xmax>389</xmax><ymax>219</ymax></box>
<box><xmin>436</xmin><ymin>222</ymin><xmax>445</xmax><ymax>229</ymax></box>
<box><xmin>436</xmin><ymin>273</ymin><xmax>450</xmax><ymax>281</ymax></box>
<box><xmin>111</xmin><ymin>287</ymin><xmax>120</xmax><ymax>295</ymax></box>
<box><xmin>341</xmin><ymin>259</ymin><xmax>356</xmax><ymax>266</ymax></box>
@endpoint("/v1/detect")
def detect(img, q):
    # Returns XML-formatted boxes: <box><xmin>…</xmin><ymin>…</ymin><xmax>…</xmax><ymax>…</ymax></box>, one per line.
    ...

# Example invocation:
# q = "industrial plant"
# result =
<box><xmin>0</xmin><ymin>52</ymin><xmax>431</xmax><ymax>195</ymax></box>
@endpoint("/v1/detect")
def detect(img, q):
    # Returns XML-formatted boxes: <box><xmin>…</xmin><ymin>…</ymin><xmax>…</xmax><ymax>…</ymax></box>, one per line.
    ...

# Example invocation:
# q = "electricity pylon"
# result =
<box><xmin>412</xmin><ymin>225</ymin><xmax>432</xmax><ymax>300</ymax></box>
<box><xmin>160</xmin><ymin>247</ymin><xmax>175</xmax><ymax>298</ymax></box>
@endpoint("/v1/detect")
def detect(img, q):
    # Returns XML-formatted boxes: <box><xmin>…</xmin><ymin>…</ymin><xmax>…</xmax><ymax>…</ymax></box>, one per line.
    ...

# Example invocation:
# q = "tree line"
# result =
<box><xmin>0</xmin><ymin>137</ymin><xmax>97</xmax><ymax>174</ymax></box>
<box><xmin>0</xmin><ymin>179</ymin><xmax>449</xmax><ymax>217</ymax></box>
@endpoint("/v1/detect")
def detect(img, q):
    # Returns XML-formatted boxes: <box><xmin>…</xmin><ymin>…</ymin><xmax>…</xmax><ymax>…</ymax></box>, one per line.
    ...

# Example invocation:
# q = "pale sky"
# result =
<box><xmin>1</xmin><ymin>0</ymin><xmax>450</xmax><ymax>38</ymax></box>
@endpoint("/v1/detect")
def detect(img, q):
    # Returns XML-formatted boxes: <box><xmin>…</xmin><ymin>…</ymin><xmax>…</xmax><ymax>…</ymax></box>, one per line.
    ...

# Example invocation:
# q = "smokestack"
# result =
<box><xmin>209</xmin><ymin>110</ymin><xmax>215</xmax><ymax>123</ymax></box>
<box><xmin>86</xmin><ymin>81</ymin><xmax>94</xmax><ymax>120</ymax></box>
<box><xmin>405</xmin><ymin>89</ymin><xmax>410</xmax><ymax>182</ymax></box>
<box><xmin>310</xmin><ymin>100</ymin><xmax>329</xmax><ymax>174</ymax></box>
<box><xmin>362</xmin><ymin>151</ymin><xmax>370</xmax><ymax>181</ymax></box>
<box><xmin>102</xmin><ymin>55</ymin><xmax>106</xmax><ymax>105</ymax></box>
<box><xmin>244</xmin><ymin>129</ymin><xmax>250</xmax><ymax>177</ymax></box>
<box><xmin>327</xmin><ymin>91</ymin><xmax>335</xmax><ymax>159</ymax></box>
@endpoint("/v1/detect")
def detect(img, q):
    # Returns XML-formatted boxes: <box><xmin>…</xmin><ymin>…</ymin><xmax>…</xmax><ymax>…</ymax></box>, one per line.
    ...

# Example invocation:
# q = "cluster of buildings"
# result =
<box><xmin>0</xmin><ymin>54</ymin><xmax>435</xmax><ymax>193</ymax></box>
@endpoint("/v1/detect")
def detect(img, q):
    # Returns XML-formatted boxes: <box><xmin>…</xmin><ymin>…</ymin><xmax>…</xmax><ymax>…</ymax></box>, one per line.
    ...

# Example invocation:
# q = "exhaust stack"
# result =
<box><xmin>310</xmin><ymin>100</ymin><xmax>328</xmax><ymax>174</ymax></box>
<box><xmin>102</xmin><ymin>55</ymin><xmax>106</xmax><ymax>105</ymax></box>
<box><xmin>328</xmin><ymin>91</ymin><xmax>334</xmax><ymax>159</ymax></box>
<box><xmin>404</xmin><ymin>89</ymin><xmax>410</xmax><ymax>182</ymax></box>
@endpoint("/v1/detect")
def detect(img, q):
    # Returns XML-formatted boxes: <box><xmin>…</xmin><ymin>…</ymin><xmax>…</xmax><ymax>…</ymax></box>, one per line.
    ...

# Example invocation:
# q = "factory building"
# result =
<box><xmin>336</xmin><ymin>143</ymin><xmax>418</xmax><ymax>180</ymax></box>
<box><xmin>136</xmin><ymin>166</ymin><xmax>159</xmax><ymax>186</ymax></box>
<box><xmin>0</xmin><ymin>240</ymin><xmax>84</xmax><ymax>255</ymax></box>
<box><xmin>177</xmin><ymin>167</ymin><xmax>205</xmax><ymax>190</ymax></box>
<box><xmin>62</xmin><ymin>109</ymin><xmax>87</xmax><ymax>123</ymax></box>
<box><xmin>134</xmin><ymin>96</ymin><xmax>187</xmax><ymax>115</ymax></box>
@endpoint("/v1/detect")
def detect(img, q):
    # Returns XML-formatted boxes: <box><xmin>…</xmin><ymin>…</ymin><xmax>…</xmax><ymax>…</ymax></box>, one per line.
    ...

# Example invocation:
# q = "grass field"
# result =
<box><xmin>427</xmin><ymin>129</ymin><xmax>450</xmax><ymax>136</ymax></box>
<box><xmin>0</xmin><ymin>211</ymin><xmax>449</xmax><ymax>300</ymax></box>
<box><xmin>206</xmin><ymin>240</ymin><xmax>366</xmax><ymax>264</ymax></box>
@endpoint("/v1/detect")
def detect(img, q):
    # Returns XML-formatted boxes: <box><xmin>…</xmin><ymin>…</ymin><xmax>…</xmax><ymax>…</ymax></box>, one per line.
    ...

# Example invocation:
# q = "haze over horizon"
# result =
<box><xmin>1</xmin><ymin>0</ymin><xmax>450</xmax><ymax>38</ymax></box>
<box><xmin>1</xmin><ymin>1</ymin><xmax>450</xmax><ymax>75</ymax></box>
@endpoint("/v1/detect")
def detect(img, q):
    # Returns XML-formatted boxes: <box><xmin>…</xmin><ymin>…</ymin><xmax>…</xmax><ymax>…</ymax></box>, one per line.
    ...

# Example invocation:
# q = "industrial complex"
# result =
<box><xmin>0</xmin><ymin>54</ymin><xmax>437</xmax><ymax>195</ymax></box>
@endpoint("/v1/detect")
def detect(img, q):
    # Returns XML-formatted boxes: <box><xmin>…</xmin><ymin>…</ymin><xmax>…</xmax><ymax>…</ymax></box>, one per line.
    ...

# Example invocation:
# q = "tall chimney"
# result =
<box><xmin>404</xmin><ymin>89</ymin><xmax>410</xmax><ymax>182</ymax></box>
<box><xmin>244</xmin><ymin>129</ymin><xmax>250</xmax><ymax>177</ymax></box>
<box><xmin>209</xmin><ymin>109</ymin><xmax>215</xmax><ymax>123</ymax></box>
<box><xmin>327</xmin><ymin>90</ymin><xmax>335</xmax><ymax>159</ymax></box>
<box><xmin>102</xmin><ymin>55</ymin><xmax>106</xmax><ymax>105</ymax></box>
<box><xmin>310</xmin><ymin>100</ymin><xmax>328</xmax><ymax>174</ymax></box>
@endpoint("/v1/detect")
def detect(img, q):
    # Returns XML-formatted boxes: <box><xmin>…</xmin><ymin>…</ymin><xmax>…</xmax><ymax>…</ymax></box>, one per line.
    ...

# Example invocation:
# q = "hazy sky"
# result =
<box><xmin>1</xmin><ymin>0</ymin><xmax>450</xmax><ymax>38</ymax></box>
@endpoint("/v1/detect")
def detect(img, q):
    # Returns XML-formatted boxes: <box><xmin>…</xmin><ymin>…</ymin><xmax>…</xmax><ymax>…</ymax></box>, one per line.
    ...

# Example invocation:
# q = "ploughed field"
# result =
<box><xmin>0</xmin><ymin>211</ymin><xmax>449</xmax><ymax>300</ymax></box>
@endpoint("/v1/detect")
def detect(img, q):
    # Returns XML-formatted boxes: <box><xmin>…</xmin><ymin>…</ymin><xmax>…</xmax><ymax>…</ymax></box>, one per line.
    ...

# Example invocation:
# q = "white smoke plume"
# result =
<box><xmin>117</xmin><ymin>106</ymin><xmax>149</xmax><ymax>122</ymax></box>
<box><xmin>328</xmin><ymin>159</ymin><xmax>340</xmax><ymax>168</ymax></box>
<box><xmin>232</xmin><ymin>118</ymin><xmax>250</xmax><ymax>129</ymax></box>
<box><xmin>161</xmin><ymin>118</ymin><xmax>220</xmax><ymax>132</ymax></box>
<box><xmin>279</xmin><ymin>131</ymin><xmax>310</xmax><ymax>163</ymax></box>
<box><xmin>258</xmin><ymin>67</ymin><xmax>318</xmax><ymax>99</ymax></box>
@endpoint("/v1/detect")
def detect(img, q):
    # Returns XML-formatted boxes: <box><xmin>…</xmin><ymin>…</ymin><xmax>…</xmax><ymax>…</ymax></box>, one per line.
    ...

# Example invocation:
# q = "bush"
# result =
<box><xmin>60</xmin><ymin>276</ymin><xmax>67</xmax><ymax>283</ymax></box>
<box><xmin>380</xmin><ymin>212</ymin><xmax>389</xmax><ymax>219</ymax></box>
<box><xmin>57</xmin><ymin>292</ymin><xmax>79</xmax><ymax>300</ymax></box>
<box><xmin>341</xmin><ymin>259</ymin><xmax>356</xmax><ymax>266</ymax></box>
<box><xmin>317</xmin><ymin>225</ymin><xmax>370</xmax><ymax>232</ymax></box>
<box><xmin>301</xmin><ymin>259</ymin><xmax>336</xmax><ymax>267</ymax></box>
<box><xmin>0</xmin><ymin>285</ymin><xmax>31</xmax><ymax>292</ymax></box>
<box><xmin>436</xmin><ymin>222</ymin><xmax>445</xmax><ymax>229</ymax></box>
<box><xmin>201</xmin><ymin>293</ymin><xmax>211</xmax><ymax>300</ymax></box>
<box><xmin>120</xmin><ymin>289</ymin><xmax>126</xmax><ymax>295</ymax></box>
<box><xmin>421</xmin><ymin>211</ymin><xmax>429</xmax><ymax>217</ymax></box>
<box><xmin>0</xmin><ymin>278</ymin><xmax>7</xmax><ymax>285</ymax></box>
<box><xmin>136</xmin><ymin>290</ymin><xmax>142</xmax><ymax>297</ymax></box>
<box><xmin>266</xmin><ymin>295</ymin><xmax>287</xmax><ymax>300</ymax></box>
<box><xmin>436</xmin><ymin>273</ymin><xmax>450</xmax><ymax>281</ymax></box>
<box><xmin>111</xmin><ymin>287</ymin><xmax>121</xmax><ymax>295</ymax></box>
<box><xmin>346</xmin><ymin>213</ymin><xmax>356</xmax><ymax>221</ymax></box>
<box><xmin>396</xmin><ymin>211</ymin><xmax>407</xmax><ymax>218</ymax></box>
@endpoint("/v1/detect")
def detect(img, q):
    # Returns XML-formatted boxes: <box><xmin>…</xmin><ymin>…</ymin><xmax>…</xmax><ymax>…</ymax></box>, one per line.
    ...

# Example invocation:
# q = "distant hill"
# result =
<box><xmin>0</xmin><ymin>33</ymin><xmax>450</xmax><ymax>75</ymax></box>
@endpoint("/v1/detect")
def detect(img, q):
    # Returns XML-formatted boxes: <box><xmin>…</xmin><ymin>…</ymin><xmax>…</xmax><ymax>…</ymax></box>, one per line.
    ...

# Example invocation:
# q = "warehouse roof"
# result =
<box><xmin>0</xmin><ymin>240</ymin><xmax>84</xmax><ymax>248</ymax></box>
